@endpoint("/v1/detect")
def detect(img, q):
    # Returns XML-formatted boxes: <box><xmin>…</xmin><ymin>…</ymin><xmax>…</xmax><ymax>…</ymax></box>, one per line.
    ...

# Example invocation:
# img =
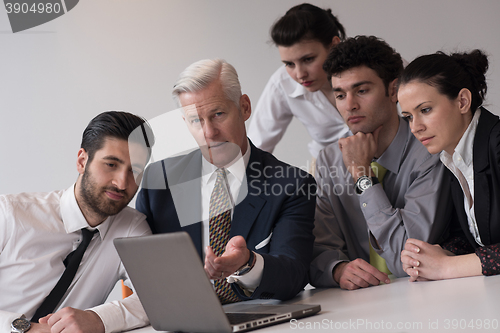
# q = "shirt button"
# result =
<box><xmin>362</xmin><ymin>203</ymin><xmax>367</xmax><ymax>207</ymax></box>
<box><xmin>457</xmin><ymin>156</ymin><xmax>462</xmax><ymax>161</ymax></box>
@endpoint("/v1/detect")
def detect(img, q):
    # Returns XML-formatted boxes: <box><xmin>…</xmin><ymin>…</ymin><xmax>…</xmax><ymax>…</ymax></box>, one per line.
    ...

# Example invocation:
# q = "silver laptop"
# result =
<box><xmin>114</xmin><ymin>232</ymin><xmax>320</xmax><ymax>333</ymax></box>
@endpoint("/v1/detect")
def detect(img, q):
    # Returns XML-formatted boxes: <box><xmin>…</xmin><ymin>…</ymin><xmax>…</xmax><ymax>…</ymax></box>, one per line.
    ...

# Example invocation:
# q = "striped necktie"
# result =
<box><xmin>209</xmin><ymin>168</ymin><xmax>241</xmax><ymax>304</ymax></box>
<box><xmin>369</xmin><ymin>162</ymin><xmax>391</xmax><ymax>275</ymax></box>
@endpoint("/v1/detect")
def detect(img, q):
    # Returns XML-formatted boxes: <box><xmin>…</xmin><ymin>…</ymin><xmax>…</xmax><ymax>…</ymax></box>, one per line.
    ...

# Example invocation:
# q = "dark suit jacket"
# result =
<box><xmin>449</xmin><ymin>108</ymin><xmax>500</xmax><ymax>247</ymax></box>
<box><xmin>136</xmin><ymin>141</ymin><xmax>317</xmax><ymax>300</ymax></box>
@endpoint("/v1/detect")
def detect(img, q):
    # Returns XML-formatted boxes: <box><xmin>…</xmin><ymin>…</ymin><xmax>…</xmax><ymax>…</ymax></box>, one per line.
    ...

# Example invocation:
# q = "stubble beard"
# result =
<box><xmin>79</xmin><ymin>168</ymin><xmax>131</xmax><ymax>219</ymax></box>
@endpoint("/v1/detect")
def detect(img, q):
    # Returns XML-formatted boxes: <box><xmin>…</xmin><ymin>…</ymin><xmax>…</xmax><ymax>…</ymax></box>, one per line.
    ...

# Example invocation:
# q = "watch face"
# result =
<box><xmin>358</xmin><ymin>177</ymin><xmax>373</xmax><ymax>191</ymax></box>
<box><xmin>12</xmin><ymin>318</ymin><xmax>30</xmax><ymax>331</ymax></box>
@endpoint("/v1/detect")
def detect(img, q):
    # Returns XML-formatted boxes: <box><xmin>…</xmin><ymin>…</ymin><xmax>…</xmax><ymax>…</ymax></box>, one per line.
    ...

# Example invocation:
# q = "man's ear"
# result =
<box><xmin>388</xmin><ymin>78</ymin><xmax>399</xmax><ymax>103</ymax></box>
<box><xmin>239</xmin><ymin>94</ymin><xmax>252</xmax><ymax>121</ymax></box>
<box><xmin>76</xmin><ymin>148</ymin><xmax>89</xmax><ymax>175</ymax></box>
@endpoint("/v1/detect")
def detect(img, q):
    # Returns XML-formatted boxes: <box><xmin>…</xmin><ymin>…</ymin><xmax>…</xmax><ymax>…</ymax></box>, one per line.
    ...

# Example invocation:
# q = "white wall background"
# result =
<box><xmin>1</xmin><ymin>0</ymin><xmax>499</xmax><ymax>195</ymax></box>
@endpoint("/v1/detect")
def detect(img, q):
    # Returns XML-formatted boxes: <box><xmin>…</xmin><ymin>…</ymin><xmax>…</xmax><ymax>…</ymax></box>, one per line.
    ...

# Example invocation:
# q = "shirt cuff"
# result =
<box><xmin>227</xmin><ymin>253</ymin><xmax>264</xmax><ymax>292</ymax></box>
<box><xmin>89</xmin><ymin>294</ymin><xmax>149</xmax><ymax>333</ymax></box>
<box><xmin>330</xmin><ymin>260</ymin><xmax>347</xmax><ymax>288</ymax></box>
<box><xmin>359</xmin><ymin>184</ymin><xmax>391</xmax><ymax>223</ymax></box>
<box><xmin>0</xmin><ymin>311</ymin><xmax>23</xmax><ymax>333</ymax></box>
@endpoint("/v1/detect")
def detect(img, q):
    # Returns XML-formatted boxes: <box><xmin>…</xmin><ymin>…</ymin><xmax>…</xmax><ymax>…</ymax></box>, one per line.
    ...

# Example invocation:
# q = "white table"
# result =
<box><xmin>128</xmin><ymin>275</ymin><xmax>500</xmax><ymax>332</ymax></box>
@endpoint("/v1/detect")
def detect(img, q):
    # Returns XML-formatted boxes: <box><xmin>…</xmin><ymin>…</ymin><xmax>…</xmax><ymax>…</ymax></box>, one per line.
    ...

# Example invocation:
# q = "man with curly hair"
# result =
<box><xmin>310</xmin><ymin>36</ymin><xmax>451</xmax><ymax>290</ymax></box>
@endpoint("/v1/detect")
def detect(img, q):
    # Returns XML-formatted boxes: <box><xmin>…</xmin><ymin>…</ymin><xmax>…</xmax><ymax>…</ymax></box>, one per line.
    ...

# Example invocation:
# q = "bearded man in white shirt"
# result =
<box><xmin>0</xmin><ymin>111</ymin><xmax>155</xmax><ymax>333</ymax></box>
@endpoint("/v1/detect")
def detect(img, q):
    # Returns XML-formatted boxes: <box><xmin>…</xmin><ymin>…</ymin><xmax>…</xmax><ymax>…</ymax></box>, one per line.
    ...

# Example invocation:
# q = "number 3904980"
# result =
<box><xmin>5</xmin><ymin>2</ymin><xmax>62</xmax><ymax>14</ymax></box>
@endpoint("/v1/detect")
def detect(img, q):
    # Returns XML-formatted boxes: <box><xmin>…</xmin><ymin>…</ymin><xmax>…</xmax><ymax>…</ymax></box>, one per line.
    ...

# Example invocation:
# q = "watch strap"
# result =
<box><xmin>234</xmin><ymin>250</ymin><xmax>255</xmax><ymax>276</ymax></box>
<box><xmin>354</xmin><ymin>175</ymin><xmax>379</xmax><ymax>194</ymax></box>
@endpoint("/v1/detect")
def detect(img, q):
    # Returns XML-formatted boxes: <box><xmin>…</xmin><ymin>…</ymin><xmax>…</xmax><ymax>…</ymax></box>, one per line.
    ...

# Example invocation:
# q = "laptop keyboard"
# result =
<box><xmin>225</xmin><ymin>312</ymin><xmax>276</xmax><ymax>325</ymax></box>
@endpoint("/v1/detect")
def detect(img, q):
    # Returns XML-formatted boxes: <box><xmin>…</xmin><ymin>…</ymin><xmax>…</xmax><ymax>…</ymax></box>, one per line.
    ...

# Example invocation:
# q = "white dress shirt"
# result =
<box><xmin>440</xmin><ymin>108</ymin><xmax>483</xmax><ymax>246</ymax></box>
<box><xmin>200</xmin><ymin>141</ymin><xmax>264</xmax><ymax>291</ymax></box>
<box><xmin>247</xmin><ymin>65</ymin><xmax>351</xmax><ymax>158</ymax></box>
<box><xmin>0</xmin><ymin>185</ymin><xmax>151</xmax><ymax>332</ymax></box>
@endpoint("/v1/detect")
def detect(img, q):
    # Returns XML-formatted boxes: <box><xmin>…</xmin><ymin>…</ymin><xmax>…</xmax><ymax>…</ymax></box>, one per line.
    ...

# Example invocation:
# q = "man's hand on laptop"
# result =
<box><xmin>38</xmin><ymin>307</ymin><xmax>105</xmax><ymax>333</ymax></box>
<box><xmin>205</xmin><ymin>236</ymin><xmax>250</xmax><ymax>279</ymax></box>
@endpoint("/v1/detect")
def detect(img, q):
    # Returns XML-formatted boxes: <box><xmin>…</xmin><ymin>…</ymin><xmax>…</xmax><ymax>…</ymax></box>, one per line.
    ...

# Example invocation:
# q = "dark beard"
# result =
<box><xmin>79</xmin><ymin>168</ymin><xmax>130</xmax><ymax>219</ymax></box>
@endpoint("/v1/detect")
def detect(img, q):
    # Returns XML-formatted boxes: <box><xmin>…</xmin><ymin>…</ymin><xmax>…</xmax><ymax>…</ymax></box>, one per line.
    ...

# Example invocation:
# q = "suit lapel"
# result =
<box><xmin>473</xmin><ymin>108</ymin><xmax>497</xmax><ymax>245</ymax></box>
<box><xmin>231</xmin><ymin>142</ymin><xmax>266</xmax><ymax>239</ymax></box>
<box><xmin>166</xmin><ymin>150</ymin><xmax>203</xmax><ymax>256</ymax></box>
<box><xmin>449</xmin><ymin>172</ymin><xmax>478</xmax><ymax>247</ymax></box>
<box><xmin>183</xmin><ymin>222</ymin><xmax>203</xmax><ymax>258</ymax></box>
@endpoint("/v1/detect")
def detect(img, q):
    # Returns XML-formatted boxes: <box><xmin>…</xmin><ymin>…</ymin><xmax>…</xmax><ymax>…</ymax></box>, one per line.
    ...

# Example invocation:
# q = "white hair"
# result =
<box><xmin>172</xmin><ymin>59</ymin><xmax>242</xmax><ymax>108</ymax></box>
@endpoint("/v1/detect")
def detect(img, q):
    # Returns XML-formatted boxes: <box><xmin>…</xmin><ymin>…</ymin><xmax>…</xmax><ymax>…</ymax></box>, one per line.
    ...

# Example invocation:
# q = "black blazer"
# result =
<box><xmin>449</xmin><ymin>108</ymin><xmax>500</xmax><ymax>248</ymax></box>
<box><xmin>136</xmin><ymin>141</ymin><xmax>317</xmax><ymax>300</ymax></box>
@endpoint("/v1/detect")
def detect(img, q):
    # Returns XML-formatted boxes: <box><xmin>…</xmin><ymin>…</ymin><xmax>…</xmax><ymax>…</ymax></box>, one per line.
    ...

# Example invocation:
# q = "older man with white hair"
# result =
<box><xmin>136</xmin><ymin>59</ymin><xmax>317</xmax><ymax>302</ymax></box>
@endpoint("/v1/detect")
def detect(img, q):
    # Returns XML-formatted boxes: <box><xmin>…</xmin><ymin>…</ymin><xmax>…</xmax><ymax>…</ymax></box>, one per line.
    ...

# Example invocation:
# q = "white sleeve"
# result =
<box><xmin>0</xmin><ymin>310</ymin><xmax>23</xmax><ymax>332</ymax></box>
<box><xmin>89</xmin><ymin>293</ymin><xmax>149</xmax><ymax>333</ymax></box>
<box><xmin>0</xmin><ymin>198</ymin><xmax>20</xmax><ymax>332</ymax></box>
<box><xmin>89</xmin><ymin>215</ymin><xmax>152</xmax><ymax>333</ymax></box>
<box><xmin>227</xmin><ymin>253</ymin><xmax>264</xmax><ymax>292</ymax></box>
<box><xmin>247</xmin><ymin>77</ymin><xmax>294</xmax><ymax>153</ymax></box>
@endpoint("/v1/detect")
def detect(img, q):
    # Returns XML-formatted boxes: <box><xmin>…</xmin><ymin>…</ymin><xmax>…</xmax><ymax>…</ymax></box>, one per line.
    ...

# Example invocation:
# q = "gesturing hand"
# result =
<box><xmin>205</xmin><ymin>236</ymin><xmax>250</xmax><ymax>280</ymax></box>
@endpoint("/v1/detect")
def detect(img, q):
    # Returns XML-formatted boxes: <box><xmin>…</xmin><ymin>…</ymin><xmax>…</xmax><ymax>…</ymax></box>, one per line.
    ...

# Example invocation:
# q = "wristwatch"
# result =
<box><xmin>233</xmin><ymin>250</ymin><xmax>256</xmax><ymax>276</ymax></box>
<box><xmin>354</xmin><ymin>176</ymin><xmax>379</xmax><ymax>194</ymax></box>
<box><xmin>11</xmin><ymin>315</ymin><xmax>31</xmax><ymax>333</ymax></box>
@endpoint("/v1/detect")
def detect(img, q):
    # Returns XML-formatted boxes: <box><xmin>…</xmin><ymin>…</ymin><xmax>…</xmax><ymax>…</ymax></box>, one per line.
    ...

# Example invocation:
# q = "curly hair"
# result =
<box><xmin>323</xmin><ymin>35</ymin><xmax>403</xmax><ymax>94</ymax></box>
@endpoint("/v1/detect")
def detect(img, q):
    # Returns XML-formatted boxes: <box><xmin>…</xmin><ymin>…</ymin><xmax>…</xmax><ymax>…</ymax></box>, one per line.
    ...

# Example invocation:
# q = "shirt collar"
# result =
<box><xmin>454</xmin><ymin>108</ymin><xmax>481</xmax><ymax>166</ymax></box>
<box><xmin>288</xmin><ymin>81</ymin><xmax>307</xmax><ymax>98</ymax></box>
<box><xmin>376</xmin><ymin>117</ymin><xmax>407</xmax><ymax>174</ymax></box>
<box><xmin>440</xmin><ymin>108</ymin><xmax>481</xmax><ymax>167</ymax></box>
<box><xmin>279</xmin><ymin>70</ymin><xmax>307</xmax><ymax>99</ymax></box>
<box><xmin>201</xmin><ymin>139</ymin><xmax>251</xmax><ymax>185</ymax></box>
<box><xmin>60</xmin><ymin>184</ymin><xmax>111</xmax><ymax>240</ymax></box>
<box><xmin>281</xmin><ymin>71</ymin><xmax>331</xmax><ymax>110</ymax></box>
